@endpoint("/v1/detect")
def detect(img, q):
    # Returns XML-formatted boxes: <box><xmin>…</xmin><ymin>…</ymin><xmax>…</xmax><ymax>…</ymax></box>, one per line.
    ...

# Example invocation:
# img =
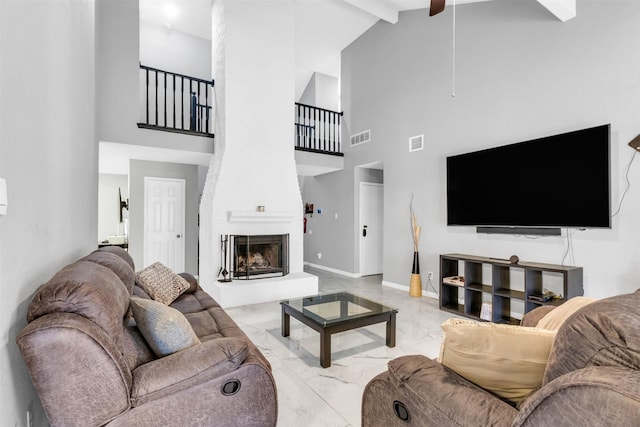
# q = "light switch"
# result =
<box><xmin>0</xmin><ymin>178</ymin><xmax>7</xmax><ymax>216</ymax></box>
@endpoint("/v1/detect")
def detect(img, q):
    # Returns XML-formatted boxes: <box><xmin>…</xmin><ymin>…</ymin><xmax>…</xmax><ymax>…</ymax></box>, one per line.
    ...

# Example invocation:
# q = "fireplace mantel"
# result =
<box><xmin>228</xmin><ymin>211</ymin><xmax>295</xmax><ymax>222</ymax></box>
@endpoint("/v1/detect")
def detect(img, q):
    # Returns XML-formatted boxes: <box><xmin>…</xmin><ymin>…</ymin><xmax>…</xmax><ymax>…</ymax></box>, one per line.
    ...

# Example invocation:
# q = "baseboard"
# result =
<box><xmin>382</xmin><ymin>280</ymin><xmax>439</xmax><ymax>300</ymax></box>
<box><xmin>304</xmin><ymin>262</ymin><xmax>362</xmax><ymax>278</ymax></box>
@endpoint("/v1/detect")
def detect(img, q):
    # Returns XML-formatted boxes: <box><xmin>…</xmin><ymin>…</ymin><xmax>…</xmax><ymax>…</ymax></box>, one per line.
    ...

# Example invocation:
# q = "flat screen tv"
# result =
<box><xmin>447</xmin><ymin>124</ymin><xmax>611</xmax><ymax>231</ymax></box>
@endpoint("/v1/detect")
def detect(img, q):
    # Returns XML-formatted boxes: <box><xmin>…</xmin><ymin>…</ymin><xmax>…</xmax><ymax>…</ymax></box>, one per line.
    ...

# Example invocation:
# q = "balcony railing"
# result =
<box><xmin>137</xmin><ymin>64</ymin><xmax>214</xmax><ymax>138</ymax></box>
<box><xmin>295</xmin><ymin>103</ymin><xmax>343</xmax><ymax>156</ymax></box>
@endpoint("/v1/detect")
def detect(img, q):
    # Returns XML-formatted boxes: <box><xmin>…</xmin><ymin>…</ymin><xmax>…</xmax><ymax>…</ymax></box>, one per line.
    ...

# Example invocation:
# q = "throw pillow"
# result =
<box><xmin>439</xmin><ymin>318</ymin><xmax>557</xmax><ymax>404</ymax></box>
<box><xmin>535</xmin><ymin>296</ymin><xmax>596</xmax><ymax>330</ymax></box>
<box><xmin>130</xmin><ymin>297</ymin><xmax>200</xmax><ymax>357</ymax></box>
<box><xmin>136</xmin><ymin>262</ymin><xmax>191</xmax><ymax>305</ymax></box>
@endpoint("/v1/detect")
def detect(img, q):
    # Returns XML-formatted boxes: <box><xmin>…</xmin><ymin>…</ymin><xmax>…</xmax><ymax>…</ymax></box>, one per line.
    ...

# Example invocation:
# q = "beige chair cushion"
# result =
<box><xmin>535</xmin><ymin>296</ymin><xmax>596</xmax><ymax>330</ymax></box>
<box><xmin>439</xmin><ymin>318</ymin><xmax>556</xmax><ymax>404</ymax></box>
<box><xmin>130</xmin><ymin>297</ymin><xmax>200</xmax><ymax>357</ymax></box>
<box><xmin>135</xmin><ymin>262</ymin><xmax>191</xmax><ymax>305</ymax></box>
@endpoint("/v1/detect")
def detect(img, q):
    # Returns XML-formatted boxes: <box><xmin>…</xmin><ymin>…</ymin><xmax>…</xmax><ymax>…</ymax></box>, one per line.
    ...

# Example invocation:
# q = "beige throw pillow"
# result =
<box><xmin>535</xmin><ymin>296</ymin><xmax>596</xmax><ymax>330</ymax></box>
<box><xmin>136</xmin><ymin>262</ymin><xmax>190</xmax><ymax>305</ymax></box>
<box><xmin>439</xmin><ymin>318</ymin><xmax>557</xmax><ymax>404</ymax></box>
<box><xmin>130</xmin><ymin>297</ymin><xmax>200</xmax><ymax>357</ymax></box>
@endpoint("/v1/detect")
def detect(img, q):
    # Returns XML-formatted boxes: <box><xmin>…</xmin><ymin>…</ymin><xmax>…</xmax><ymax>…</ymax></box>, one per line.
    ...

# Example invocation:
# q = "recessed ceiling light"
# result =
<box><xmin>163</xmin><ymin>3</ymin><xmax>179</xmax><ymax>20</ymax></box>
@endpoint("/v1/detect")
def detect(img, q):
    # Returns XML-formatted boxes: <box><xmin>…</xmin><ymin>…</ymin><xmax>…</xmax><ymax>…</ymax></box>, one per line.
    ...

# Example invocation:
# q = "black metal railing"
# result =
<box><xmin>295</xmin><ymin>103</ymin><xmax>343</xmax><ymax>156</ymax></box>
<box><xmin>138</xmin><ymin>64</ymin><xmax>214</xmax><ymax>138</ymax></box>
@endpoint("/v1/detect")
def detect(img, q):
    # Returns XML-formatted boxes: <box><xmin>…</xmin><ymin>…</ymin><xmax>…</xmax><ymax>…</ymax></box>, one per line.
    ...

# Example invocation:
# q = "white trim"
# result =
<box><xmin>228</xmin><ymin>210</ymin><xmax>295</xmax><ymax>222</ymax></box>
<box><xmin>382</xmin><ymin>280</ymin><xmax>439</xmax><ymax>300</ymax></box>
<box><xmin>304</xmin><ymin>262</ymin><xmax>362</xmax><ymax>278</ymax></box>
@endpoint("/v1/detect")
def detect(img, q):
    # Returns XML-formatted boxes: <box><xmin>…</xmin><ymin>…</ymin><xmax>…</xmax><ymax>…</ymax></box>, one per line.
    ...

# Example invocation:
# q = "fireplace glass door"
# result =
<box><xmin>231</xmin><ymin>234</ymin><xmax>289</xmax><ymax>279</ymax></box>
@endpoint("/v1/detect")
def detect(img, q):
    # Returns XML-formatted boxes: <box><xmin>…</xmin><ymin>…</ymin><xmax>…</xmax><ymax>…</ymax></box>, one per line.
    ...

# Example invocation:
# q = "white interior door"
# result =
<box><xmin>360</xmin><ymin>182</ymin><xmax>383</xmax><ymax>276</ymax></box>
<box><xmin>144</xmin><ymin>177</ymin><xmax>185</xmax><ymax>271</ymax></box>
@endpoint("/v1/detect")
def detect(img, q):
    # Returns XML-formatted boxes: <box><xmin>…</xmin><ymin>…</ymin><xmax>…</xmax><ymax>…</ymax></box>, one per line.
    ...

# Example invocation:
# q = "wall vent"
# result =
<box><xmin>409</xmin><ymin>134</ymin><xmax>424</xmax><ymax>152</ymax></box>
<box><xmin>350</xmin><ymin>129</ymin><xmax>371</xmax><ymax>147</ymax></box>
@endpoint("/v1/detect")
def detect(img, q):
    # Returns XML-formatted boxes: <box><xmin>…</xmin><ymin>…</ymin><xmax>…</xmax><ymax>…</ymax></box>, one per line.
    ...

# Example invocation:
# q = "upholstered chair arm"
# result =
<box><xmin>16</xmin><ymin>313</ymin><xmax>132</xmax><ymax>427</ymax></box>
<box><xmin>362</xmin><ymin>355</ymin><xmax>517</xmax><ymax>427</ymax></box>
<box><xmin>177</xmin><ymin>272</ymin><xmax>199</xmax><ymax>293</ymax></box>
<box><xmin>520</xmin><ymin>305</ymin><xmax>556</xmax><ymax>327</ymax></box>
<box><xmin>514</xmin><ymin>366</ymin><xmax>640</xmax><ymax>426</ymax></box>
<box><xmin>130</xmin><ymin>337</ymin><xmax>249</xmax><ymax>406</ymax></box>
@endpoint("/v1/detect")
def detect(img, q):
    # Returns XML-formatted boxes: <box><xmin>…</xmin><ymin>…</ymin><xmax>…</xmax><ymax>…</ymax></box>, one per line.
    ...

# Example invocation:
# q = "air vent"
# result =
<box><xmin>350</xmin><ymin>129</ymin><xmax>371</xmax><ymax>147</ymax></box>
<box><xmin>409</xmin><ymin>134</ymin><xmax>424</xmax><ymax>152</ymax></box>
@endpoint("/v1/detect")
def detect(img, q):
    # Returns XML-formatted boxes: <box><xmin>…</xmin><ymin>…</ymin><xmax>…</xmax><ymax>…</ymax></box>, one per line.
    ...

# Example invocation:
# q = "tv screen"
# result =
<box><xmin>447</xmin><ymin>124</ymin><xmax>611</xmax><ymax>229</ymax></box>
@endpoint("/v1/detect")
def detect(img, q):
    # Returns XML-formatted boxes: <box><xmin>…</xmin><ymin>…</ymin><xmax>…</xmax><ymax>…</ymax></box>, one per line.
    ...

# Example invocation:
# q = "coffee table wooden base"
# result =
<box><xmin>281</xmin><ymin>304</ymin><xmax>397</xmax><ymax>368</ymax></box>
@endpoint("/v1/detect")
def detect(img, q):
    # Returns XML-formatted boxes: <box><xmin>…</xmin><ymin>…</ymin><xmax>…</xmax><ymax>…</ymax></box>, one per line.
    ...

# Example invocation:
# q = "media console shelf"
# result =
<box><xmin>440</xmin><ymin>254</ymin><xmax>583</xmax><ymax>324</ymax></box>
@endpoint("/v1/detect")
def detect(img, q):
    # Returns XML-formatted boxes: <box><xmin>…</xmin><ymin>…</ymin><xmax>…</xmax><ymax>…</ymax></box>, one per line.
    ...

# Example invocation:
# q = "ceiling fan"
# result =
<box><xmin>429</xmin><ymin>0</ymin><xmax>445</xmax><ymax>16</ymax></box>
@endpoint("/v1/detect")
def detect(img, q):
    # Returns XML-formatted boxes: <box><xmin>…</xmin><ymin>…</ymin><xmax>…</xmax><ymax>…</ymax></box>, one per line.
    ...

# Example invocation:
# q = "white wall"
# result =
<box><xmin>299</xmin><ymin>71</ymin><xmax>340</xmax><ymax>111</ymax></box>
<box><xmin>97</xmin><ymin>0</ymin><xmax>213</xmax><ymax>154</ymax></box>
<box><xmin>140</xmin><ymin>20</ymin><xmax>211</xmax><ymax>80</ymax></box>
<box><xmin>0</xmin><ymin>1</ymin><xmax>98</xmax><ymax>425</ymax></box>
<box><xmin>98</xmin><ymin>173</ymin><xmax>129</xmax><ymax>241</ymax></box>
<box><xmin>303</xmin><ymin>0</ymin><xmax>640</xmax><ymax>299</ymax></box>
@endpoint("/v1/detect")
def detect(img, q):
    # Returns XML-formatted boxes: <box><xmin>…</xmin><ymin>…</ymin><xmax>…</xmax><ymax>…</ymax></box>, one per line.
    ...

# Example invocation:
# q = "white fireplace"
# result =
<box><xmin>198</xmin><ymin>1</ymin><xmax>317</xmax><ymax>307</ymax></box>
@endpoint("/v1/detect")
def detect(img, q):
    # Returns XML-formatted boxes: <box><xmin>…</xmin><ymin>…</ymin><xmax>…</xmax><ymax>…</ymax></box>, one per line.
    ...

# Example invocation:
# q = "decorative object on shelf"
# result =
<box><xmin>443</xmin><ymin>276</ymin><xmax>464</xmax><ymax>287</ymax></box>
<box><xmin>480</xmin><ymin>302</ymin><xmax>492</xmax><ymax>321</ymax></box>
<box><xmin>409</xmin><ymin>194</ymin><xmax>422</xmax><ymax>297</ymax></box>
<box><xmin>257</xmin><ymin>205</ymin><xmax>265</xmax><ymax>212</ymax></box>
<box><xmin>510</xmin><ymin>254</ymin><xmax>519</xmax><ymax>264</ymax></box>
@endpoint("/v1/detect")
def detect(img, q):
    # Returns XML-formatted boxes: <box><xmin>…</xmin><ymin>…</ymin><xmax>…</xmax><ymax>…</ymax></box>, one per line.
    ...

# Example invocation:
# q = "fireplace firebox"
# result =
<box><xmin>222</xmin><ymin>234</ymin><xmax>289</xmax><ymax>280</ymax></box>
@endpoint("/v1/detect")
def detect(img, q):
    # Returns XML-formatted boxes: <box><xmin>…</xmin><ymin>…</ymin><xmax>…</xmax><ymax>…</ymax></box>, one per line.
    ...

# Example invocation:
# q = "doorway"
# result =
<box><xmin>359</xmin><ymin>182</ymin><xmax>383</xmax><ymax>276</ymax></box>
<box><xmin>143</xmin><ymin>177</ymin><xmax>186</xmax><ymax>271</ymax></box>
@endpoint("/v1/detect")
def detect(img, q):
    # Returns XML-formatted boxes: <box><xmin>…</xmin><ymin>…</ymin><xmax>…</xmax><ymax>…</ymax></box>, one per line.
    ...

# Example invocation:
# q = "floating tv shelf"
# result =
<box><xmin>439</xmin><ymin>253</ymin><xmax>583</xmax><ymax>324</ymax></box>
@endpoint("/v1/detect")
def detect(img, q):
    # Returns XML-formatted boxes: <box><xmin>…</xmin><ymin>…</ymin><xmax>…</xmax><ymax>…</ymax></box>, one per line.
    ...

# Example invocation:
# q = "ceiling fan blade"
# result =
<box><xmin>429</xmin><ymin>0</ymin><xmax>445</xmax><ymax>16</ymax></box>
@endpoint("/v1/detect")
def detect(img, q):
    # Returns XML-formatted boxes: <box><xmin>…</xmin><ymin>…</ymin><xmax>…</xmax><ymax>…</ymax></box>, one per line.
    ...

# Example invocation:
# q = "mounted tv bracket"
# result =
<box><xmin>476</xmin><ymin>227</ymin><xmax>561</xmax><ymax>236</ymax></box>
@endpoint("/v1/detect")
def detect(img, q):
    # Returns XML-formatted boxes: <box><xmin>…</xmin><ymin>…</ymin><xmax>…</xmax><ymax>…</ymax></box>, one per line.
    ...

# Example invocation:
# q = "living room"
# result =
<box><xmin>2</xmin><ymin>0</ymin><xmax>640</xmax><ymax>426</ymax></box>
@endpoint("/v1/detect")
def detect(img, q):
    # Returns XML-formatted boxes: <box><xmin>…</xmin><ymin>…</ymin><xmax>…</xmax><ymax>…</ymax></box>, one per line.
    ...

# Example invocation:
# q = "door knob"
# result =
<box><xmin>362</xmin><ymin>225</ymin><xmax>367</xmax><ymax>237</ymax></box>
<box><xmin>176</xmin><ymin>234</ymin><xmax>182</xmax><ymax>238</ymax></box>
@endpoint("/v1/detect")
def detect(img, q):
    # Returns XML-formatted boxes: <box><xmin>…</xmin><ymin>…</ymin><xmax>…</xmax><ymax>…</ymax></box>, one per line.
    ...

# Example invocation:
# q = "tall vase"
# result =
<box><xmin>409</xmin><ymin>251</ymin><xmax>422</xmax><ymax>297</ymax></box>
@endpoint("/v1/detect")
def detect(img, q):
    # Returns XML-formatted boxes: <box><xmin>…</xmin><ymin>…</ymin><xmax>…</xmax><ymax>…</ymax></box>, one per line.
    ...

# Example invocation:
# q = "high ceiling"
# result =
<box><xmin>102</xmin><ymin>0</ymin><xmax>572</xmax><ymax>175</ymax></box>
<box><xmin>138</xmin><ymin>0</ymin><xmax>506</xmax><ymax>100</ymax></box>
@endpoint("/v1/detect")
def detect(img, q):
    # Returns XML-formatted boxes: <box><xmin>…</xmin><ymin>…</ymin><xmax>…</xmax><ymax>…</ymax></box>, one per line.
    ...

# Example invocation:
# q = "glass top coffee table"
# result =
<box><xmin>280</xmin><ymin>292</ymin><xmax>398</xmax><ymax>368</ymax></box>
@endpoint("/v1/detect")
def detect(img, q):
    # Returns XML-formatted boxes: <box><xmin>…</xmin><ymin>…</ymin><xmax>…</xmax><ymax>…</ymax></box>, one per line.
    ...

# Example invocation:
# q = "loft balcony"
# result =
<box><xmin>294</xmin><ymin>102</ymin><xmax>344</xmax><ymax>176</ymax></box>
<box><xmin>137</xmin><ymin>64</ymin><xmax>214</xmax><ymax>138</ymax></box>
<box><xmin>135</xmin><ymin>65</ymin><xmax>342</xmax><ymax>176</ymax></box>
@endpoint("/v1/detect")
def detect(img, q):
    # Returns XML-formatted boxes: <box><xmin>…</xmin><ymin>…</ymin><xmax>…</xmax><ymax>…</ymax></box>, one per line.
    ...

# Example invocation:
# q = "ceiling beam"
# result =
<box><xmin>536</xmin><ymin>0</ymin><xmax>576</xmax><ymax>22</ymax></box>
<box><xmin>343</xmin><ymin>0</ymin><xmax>399</xmax><ymax>24</ymax></box>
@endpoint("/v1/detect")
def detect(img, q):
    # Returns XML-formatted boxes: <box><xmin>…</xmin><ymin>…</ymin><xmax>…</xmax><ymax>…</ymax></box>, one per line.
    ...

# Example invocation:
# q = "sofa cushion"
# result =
<box><xmin>130</xmin><ymin>297</ymin><xmax>200</xmax><ymax>357</ymax></box>
<box><xmin>27</xmin><ymin>261</ymin><xmax>130</xmax><ymax>345</ymax></box>
<box><xmin>535</xmin><ymin>297</ymin><xmax>596</xmax><ymax>330</ymax></box>
<box><xmin>121</xmin><ymin>317</ymin><xmax>156</xmax><ymax>370</ymax></box>
<box><xmin>81</xmin><ymin>250</ymin><xmax>136</xmax><ymax>295</ymax></box>
<box><xmin>135</xmin><ymin>262</ymin><xmax>190</xmax><ymax>305</ymax></box>
<box><xmin>97</xmin><ymin>246</ymin><xmax>135</xmax><ymax>271</ymax></box>
<box><xmin>439</xmin><ymin>318</ymin><xmax>556</xmax><ymax>404</ymax></box>
<box><xmin>544</xmin><ymin>289</ymin><xmax>640</xmax><ymax>384</ymax></box>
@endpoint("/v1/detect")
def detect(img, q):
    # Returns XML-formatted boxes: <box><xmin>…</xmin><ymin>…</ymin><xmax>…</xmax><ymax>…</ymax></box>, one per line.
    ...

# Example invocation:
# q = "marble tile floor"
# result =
<box><xmin>224</xmin><ymin>267</ymin><xmax>459</xmax><ymax>427</ymax></box>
